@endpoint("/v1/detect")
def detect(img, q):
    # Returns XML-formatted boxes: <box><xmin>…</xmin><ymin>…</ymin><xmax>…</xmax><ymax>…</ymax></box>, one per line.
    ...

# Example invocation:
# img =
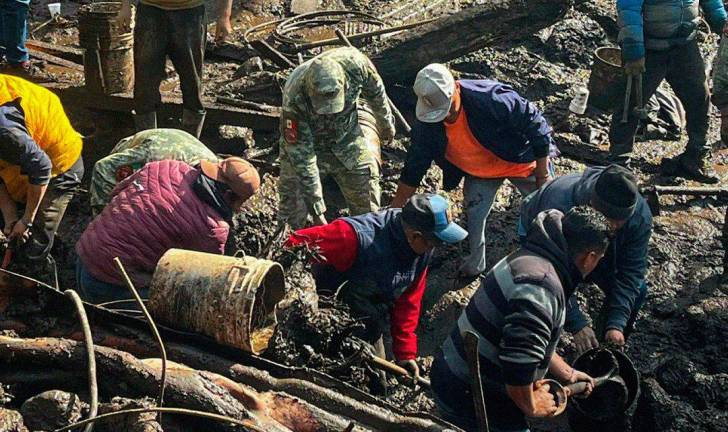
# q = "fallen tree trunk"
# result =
<box><xmin>0</xmin><ymin>336</ymin><xmax>337</xmax><ymax>432</ymax></box>
<box><xmin>0</xmin><ymin>271</ymin><xmax>455</xmax><ymax>431</ymax></box>
<box><xmin>370</xmin><ymin>0</ymin><xmax>572</xmax><ymax>84</ymax></box>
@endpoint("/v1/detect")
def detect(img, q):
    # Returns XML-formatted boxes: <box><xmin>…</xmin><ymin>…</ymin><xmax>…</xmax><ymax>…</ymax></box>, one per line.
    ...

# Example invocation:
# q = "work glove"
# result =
<box><xmin>623</xmin><ymin>58</ymin><xmax>645</xmax><ymax>76</ymax></box>
<box><xmin>397</xmin><ymin>359</ymin><xmax>420</xmax><ymax>382</ymax></box>
<box><xmin>573</xmin><ymin>326</ymin><xmax>599</xmax><ymax>354</ymax></box>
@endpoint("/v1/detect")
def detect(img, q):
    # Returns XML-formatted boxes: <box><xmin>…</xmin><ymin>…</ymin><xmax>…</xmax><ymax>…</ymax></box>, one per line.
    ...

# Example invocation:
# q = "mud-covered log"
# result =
<box><xmin>370</xmin><ymin>0</ymin><xmax>572</xmax><ymax>84</ymax></box>
<box><xmin>0</xmin><ymin>336</ymin><xmax>291</xmax><ymax>432</ymax></box>
<box><xmin>4</xmin><ymin>322</ymin><xmax>450</xmax><ymax>431</ymax></box>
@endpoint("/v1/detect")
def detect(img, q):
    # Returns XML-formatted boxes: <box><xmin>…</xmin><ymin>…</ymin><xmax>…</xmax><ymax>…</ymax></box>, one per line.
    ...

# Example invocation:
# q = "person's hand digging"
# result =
<box><xmin>6</xmin><ymin>219</ymin><xmax>30</xmax><ymax>245</ymax></box>
<box><xmin>397</xmin><ymin>359</ymin><xmax>420</xmax><ymax>382</ymax></box>
<box><xmin>605</xmin><ymin>329</ymin><xmax>625</xmax><ymax>348</ymax></box>
<box><xmin>573</xmin><ymin>326</ymin><xmax>599</xmax><ymax>353</ymax></box>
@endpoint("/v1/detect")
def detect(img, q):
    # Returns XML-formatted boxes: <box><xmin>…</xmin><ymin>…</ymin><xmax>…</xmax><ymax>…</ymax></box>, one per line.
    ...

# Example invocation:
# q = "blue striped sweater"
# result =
<box><xmin>431</xmin><ymin>210</ymin><xmax>579</xmax><ymax>428</ymax></box>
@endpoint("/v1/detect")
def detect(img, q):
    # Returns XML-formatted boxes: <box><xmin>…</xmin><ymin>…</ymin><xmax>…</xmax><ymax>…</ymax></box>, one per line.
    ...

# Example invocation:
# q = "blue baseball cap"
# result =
<box><xmin>402</xmin><ymin>193</ymin><xmax>467</xmax><ymax>244</ymax></box>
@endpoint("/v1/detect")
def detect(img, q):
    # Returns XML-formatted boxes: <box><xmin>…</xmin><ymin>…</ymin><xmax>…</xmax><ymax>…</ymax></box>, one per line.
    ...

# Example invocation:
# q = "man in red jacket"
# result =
<box><xmin>76</xmin><ymin>157</ymin><xmax>259</xmax><ymax>304</ymax></box>
<box><xmin>286</xmin><ymin>193</ymin><xmax>467</xmax><ymax>380</ymax></box>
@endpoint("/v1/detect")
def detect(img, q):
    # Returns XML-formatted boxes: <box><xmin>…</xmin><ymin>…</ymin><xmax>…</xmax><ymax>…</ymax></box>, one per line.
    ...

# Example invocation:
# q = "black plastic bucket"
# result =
<box><xmin>571</xmin><ymin>347</ymin><xmax>641</xmax><ymax>423</ymax></box>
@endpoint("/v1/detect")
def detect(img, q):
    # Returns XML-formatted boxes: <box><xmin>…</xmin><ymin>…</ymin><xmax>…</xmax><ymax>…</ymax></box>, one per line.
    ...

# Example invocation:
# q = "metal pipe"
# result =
<box><xmin>114</xmin><ymin>257</ymin><xmax>167</xmax><ymax>421</ymax></box>
<box><xmin>643</xmin><ymin>185</ymin><xmax>728</xmax><ymax>196</ymax></box>
<box><xmin>64</xmin><ymin>290</ymin><xmax>98</xmax><ymax>432</ymax></box>
<box><xmin>296</xmin><ymin>19</ymin><xmax>436</xmax><ymax>51</ymax></box>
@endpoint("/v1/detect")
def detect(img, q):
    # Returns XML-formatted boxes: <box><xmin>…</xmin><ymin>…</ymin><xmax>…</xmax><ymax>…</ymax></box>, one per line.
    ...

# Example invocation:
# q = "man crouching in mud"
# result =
<box><xmin>431</xmin><ymin>207</ymin><xmax>609</xmax><ymax>432</ymax></box>
<box><xmin>286</xmin><ymin>193</ymin><xmax>466</xmax><ymax>391</ymax></box>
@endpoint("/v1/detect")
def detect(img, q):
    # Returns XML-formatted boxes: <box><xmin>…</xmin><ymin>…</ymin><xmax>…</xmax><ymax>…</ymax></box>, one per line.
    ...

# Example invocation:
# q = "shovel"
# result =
<box><xmin>463</xmin><ymin>331</ymin><xmax>490</xmax><ymax>432</ymax></box>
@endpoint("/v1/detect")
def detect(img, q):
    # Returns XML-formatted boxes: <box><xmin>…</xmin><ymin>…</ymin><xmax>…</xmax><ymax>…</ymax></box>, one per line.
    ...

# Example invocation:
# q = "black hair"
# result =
<box><xmin>562</xmin><ymin>206</ymin><xmax>611</xmax><ymax>257</ymax></box>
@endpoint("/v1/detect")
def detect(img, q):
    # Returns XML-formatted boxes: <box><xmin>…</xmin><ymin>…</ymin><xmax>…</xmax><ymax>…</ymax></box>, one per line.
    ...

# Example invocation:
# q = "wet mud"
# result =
<box><xmin>3</xmin><ymin>0</ymin><xmax>727</xmax><ymax>431</ymax></box>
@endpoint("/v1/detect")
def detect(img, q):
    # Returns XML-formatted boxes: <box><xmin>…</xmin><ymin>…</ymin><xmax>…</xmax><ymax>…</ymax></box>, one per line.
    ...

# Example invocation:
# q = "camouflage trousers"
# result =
<box><xmin>278</xmin><ymin>145</ymin><xmax>381</xmax><ymax>229</ymax></box>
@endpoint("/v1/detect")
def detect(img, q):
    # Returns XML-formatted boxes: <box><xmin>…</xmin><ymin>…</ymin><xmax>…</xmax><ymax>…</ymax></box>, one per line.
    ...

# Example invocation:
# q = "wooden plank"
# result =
<box><xmin>25</xmin><ymin>40</ymin><xmax>84</xmax><ymax>64</ymax></box>
<box><xmin>205</xmin><ymin>41</ymin><xmax>257</xmax><ymax>63</ymax></box>
<box><xmin>28</xmin><ymin>49</ymin><xmax>84</xmax><ymax>72</ymax></box>
<box><xmin>249</xmin><ymin>39</ymin><xmax>296</xmax><ymax>69</ymax></box>
<box><xmin>44</xmin><ymin>84</ymin><xmax>280</xmax><ymax>131</ymax></box>
<box><xmin>370</xmin><ymin>0</ymin><xmax>571</xmax><ymax>84</ymax></box>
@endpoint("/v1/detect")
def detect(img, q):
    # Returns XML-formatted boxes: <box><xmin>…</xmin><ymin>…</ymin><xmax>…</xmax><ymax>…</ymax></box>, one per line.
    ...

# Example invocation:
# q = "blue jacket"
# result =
<box><xmin>618</xmin><ymin>0</ymin><xmax>727</xmax><ymax>61</ymax></box>
<box><xmin>0</xmin><ymin>100</ymin><xmax>52</xmax><ymax>185</ymax></box>
<box><xmin>399</xmin><ymin>80</ymin><xmax>557</xmax><ymax>190</ymax></box>
<box><xmin>342</xmin><ymin>209</ymin><xmax>431</xmax><ymax>301</ymax></box>
<box><xmin>519</xmin><ymin>167</ymin><xmax>653</xmax><ymax>332</ymax></box>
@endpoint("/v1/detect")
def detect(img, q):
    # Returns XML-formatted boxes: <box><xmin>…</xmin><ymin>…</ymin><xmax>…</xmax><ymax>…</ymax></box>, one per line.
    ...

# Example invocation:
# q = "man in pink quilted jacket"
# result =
<box><xmin>75</xmin><ymin>157</ymin><xmax>260</xmax><ymax>304</ymax></box>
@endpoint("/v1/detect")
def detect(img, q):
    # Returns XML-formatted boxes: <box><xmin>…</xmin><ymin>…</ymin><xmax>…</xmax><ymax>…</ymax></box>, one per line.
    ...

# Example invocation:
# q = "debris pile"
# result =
<box><xmin>2</xmin><ymin>0</ymin><xmax>726</xmax><ymax>431</ymax></box>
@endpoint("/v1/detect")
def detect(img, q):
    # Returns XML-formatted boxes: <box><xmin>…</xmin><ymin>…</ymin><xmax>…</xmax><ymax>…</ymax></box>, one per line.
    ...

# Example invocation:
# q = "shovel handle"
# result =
<box><xmin>621</xmin><ymin>76</ymin><xmax>633</xmax><ymax>124</ymax></box>
<box><xmin>565</xmin><ymin>381</ymin><xmax>590</xmax><ymax>396</ymax></box>
<box><xmin>365</xmin><ymin>354</ymin><xmax>431</xmax><ymax>387</ymax></box>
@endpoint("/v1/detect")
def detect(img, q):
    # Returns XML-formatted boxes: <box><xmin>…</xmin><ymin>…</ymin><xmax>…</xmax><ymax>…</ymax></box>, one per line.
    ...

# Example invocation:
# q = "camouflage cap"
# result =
<box><xmin>305</xmin><ymin>56</ymin><xmax>346</xmax><ymax>115</ymax></box>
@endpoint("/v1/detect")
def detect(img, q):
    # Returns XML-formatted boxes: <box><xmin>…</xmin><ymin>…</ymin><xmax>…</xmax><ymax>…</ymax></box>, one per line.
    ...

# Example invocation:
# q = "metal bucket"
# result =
<box><xmin>148</xmin><ymin>249</ymin><xmax>286</xmax><ymax>354</ymax></box>
<box><xmin>587</xmin><ymin>46</ymin><xmax>624</xmax><ymax>111</ymax></box>
<box><xmin>78</xmin><ymin>2</ymin><xmax>134</xmax><ymax>95</ymax></box>
<box><xmin>571</xmin><ymin>347</ymin><xmax>641</xmax><ymax>422</ymax></box>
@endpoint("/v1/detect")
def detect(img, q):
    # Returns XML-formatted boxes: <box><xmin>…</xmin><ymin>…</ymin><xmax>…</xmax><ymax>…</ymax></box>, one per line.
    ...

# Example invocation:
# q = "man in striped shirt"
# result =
<box><xmin>431</xmin><ymin>207</ymin><xmax>610</xmax><ymax>432</ymax></box>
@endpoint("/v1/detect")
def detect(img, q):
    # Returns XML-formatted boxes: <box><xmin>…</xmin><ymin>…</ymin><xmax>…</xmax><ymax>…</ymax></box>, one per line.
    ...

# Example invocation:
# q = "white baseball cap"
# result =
<box><xmin>414</xmin><ymin>64</ymin><xmax>455</xmax><ymax>123</ymax></box>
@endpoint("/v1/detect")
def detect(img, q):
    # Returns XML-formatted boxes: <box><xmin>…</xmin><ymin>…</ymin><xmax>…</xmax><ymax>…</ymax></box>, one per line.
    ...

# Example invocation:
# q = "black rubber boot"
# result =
<box><xmin>182</xmin><ymin>109</ymin><xmax>206</xmax><ymax>139</ymax></box>
<box><xmin>133</xmin><ymin>111</ymin><xmax>157</xmax><ymax>132</ymax></box>
<box><xmin>661</xmin><ymin>151</ymin><xmax>720</xmax><ymax>184</ymax></box>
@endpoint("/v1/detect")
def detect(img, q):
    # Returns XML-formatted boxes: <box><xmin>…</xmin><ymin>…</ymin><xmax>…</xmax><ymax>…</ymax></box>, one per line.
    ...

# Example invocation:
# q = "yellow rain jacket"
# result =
<box><xmin>0</xmin><ymin>74</ymin><xmax>83</xmax><ymax>202</ymax></box>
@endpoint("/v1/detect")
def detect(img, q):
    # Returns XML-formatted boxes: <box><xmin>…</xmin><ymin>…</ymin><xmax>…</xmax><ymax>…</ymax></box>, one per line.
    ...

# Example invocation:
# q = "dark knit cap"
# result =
<box><xmin>591</xmin><ymin>164</ymin><xmax>638</xmax><ymax>221</ymax></box>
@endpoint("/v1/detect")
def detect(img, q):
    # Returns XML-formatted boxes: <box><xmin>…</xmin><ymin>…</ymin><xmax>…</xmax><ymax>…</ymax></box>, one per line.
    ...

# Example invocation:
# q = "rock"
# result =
<box><xmin>290</xmin><ymin>0</ymin><xmax>319</xmax><ymax>14</ymax></box>
<box><xmin>239</xmin><ymin>57</ymin><xmax>264</xmax><ymax>75</ymax></box>
<box><xmin>0</xmin><ymin>409</ymin><xmax>27</xmax><ymax>432</ymax></box>
<box><xmin>20</xmin><ymin>390</ymin><xmax>86</xmax><ymax>431</ymax></box>
<box><xmin>96</xmin><ymin>397</ymin><xmax>162</xmax><ymax>432</ymax></box>
<box><xmin>540</xmin><ymin>11</ymin><xmax>609</xmax><ymax>68</ymax></box>
<box><xmin>218</xmin><ymin>125</ymin><xmax>255</xmax><ymax>148</ymax></box>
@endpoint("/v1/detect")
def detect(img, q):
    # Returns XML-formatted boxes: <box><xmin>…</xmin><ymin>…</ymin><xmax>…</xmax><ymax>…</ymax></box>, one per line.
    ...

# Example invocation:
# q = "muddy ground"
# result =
<box><xmin>3</xmin><ymin>0</ymin><xmax>728</xmax><ymax>431</ymax></box>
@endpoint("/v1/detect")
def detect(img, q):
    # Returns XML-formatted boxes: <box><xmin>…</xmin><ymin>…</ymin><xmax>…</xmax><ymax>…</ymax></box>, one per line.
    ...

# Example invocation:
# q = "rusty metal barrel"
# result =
<box><xmin>587</xmin><ymin>46</ymin><xmax>624</xmax><ymax>111</ymax></box>
<box><xmin>78</xmin><ymin>2</ymin><xmax>134</xmax><ymax>95</ymax></box>
<box><xmin>148</xmin><ymin>249</ymin><xmax>285</xmax><ymax>354</ymax></box>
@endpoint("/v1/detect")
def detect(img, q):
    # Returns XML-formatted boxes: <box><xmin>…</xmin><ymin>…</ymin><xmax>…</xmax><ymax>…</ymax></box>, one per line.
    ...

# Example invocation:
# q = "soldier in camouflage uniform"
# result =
<box><xmin>278</xmin><ymin>47</ymin><xmax>396</xmax><ymax>228</ymax></box>
<box><xmin>89</xmin><ymin>128</ymin><xmax>218</xmax><ymax>215</ymax></box>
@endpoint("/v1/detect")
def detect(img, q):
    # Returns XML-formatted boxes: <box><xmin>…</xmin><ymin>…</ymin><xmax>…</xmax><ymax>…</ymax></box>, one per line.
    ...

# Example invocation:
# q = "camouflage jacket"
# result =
<box><xmin>89</xmin><ymin>128</ymin><xmax>218</xmax><ymax>214</ymax></box>
<box><xmin>279</xmin><ymin>47</ymin><xmax>395</xmax><ymax>215</ymax></box>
